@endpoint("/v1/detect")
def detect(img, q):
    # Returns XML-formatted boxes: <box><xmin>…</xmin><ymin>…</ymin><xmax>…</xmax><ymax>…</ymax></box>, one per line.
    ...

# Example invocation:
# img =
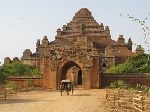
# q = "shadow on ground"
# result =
<box><xmin>0</xmin><ymin>99</ymin><xmax>55</xmax><ymax>104</ymax></box>
<box><xmin>72</xmin><ymin>94</ymin><xmax>91</xmax><ymax>96</ymax></box>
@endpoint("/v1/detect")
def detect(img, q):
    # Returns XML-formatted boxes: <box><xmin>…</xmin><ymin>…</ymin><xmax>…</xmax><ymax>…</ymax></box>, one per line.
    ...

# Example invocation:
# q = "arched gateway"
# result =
<box><xmin>59</xmin><ymin>61</ymin><xmax>82</xmax><ymax>87</ymax></box>
<box><xmin>60</xmin><ymin>61</ymin><xmax>81</xmax><ymax>82</ymax></box>
<box><xmin>13</xmin><ymin>8</ymin><xmax>136</xmax><ymax>90</ymax></box>
<box><xmin>42</xmin><ymin>54</ymin><xmax>101</xmax><ymax>90</ymax></box>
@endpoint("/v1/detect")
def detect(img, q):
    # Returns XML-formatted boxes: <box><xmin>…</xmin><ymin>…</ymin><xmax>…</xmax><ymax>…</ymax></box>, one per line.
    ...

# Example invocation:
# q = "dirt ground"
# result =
<box><xmin>0</xmin><ymin>89</ymin><xmax>109</xmax><ymax>112</ymax></box>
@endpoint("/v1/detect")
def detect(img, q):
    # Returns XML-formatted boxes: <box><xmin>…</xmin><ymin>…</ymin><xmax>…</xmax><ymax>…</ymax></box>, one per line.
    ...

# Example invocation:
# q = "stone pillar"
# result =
<box><xmin>42</xmin><ymin>57</ymin><xmax>52</xmax><ymax>89</ymax></box>
<box><xmin>51</xmin><ymin>69</ymin><xmax>57</xmax><ymax>90</ymax></box>
<box><xmin>91</xmin><ymin>57</ymin><xmax>100</xmax><ymax>89</ymax></box>
<box><xmin>82</xmin><ymin>67</ymin><xmax>91</xmax><ymax>89</ymax></box>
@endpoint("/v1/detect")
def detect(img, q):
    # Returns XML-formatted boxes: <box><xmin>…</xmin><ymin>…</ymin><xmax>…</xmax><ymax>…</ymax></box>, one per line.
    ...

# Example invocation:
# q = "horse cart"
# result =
<box><xmin>60</xmin><ymin>80</ymin><xmax>74</xmax><ymax>96</ymax></box>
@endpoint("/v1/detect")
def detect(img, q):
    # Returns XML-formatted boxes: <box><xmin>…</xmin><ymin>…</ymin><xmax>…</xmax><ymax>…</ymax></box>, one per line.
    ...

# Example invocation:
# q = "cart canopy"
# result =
<box><xmin>61</xmin><ymin>80</ymin><xmax>72</xmax><ymax>83</ymax></box>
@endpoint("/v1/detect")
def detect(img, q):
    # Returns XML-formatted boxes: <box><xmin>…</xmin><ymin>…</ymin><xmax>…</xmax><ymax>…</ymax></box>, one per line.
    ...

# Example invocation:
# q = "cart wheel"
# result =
<box><xmin>72</xmin><ymin>86</ymin><xmax>73</xmax><ymax>95</ymax></box>
<box><xmin>67</xmin><ymin>90</ymin><xmax>69</xmax><ymax>95</ymax></box>
<box><xmin>61</xmin><ymin>88</ymin><xmax>62</xmax><ymax>96</ymax></box>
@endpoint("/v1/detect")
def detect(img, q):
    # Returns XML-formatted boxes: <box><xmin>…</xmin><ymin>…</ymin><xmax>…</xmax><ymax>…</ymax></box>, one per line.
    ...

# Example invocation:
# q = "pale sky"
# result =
<box><xmin>0</xmin><ymin>0</ymin><xmax>150</xmax><ymax>64</ymax></box>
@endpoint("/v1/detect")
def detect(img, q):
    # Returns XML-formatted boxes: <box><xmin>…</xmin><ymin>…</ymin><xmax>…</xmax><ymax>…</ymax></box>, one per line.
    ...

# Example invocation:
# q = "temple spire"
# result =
<box><xmin>73</xmin><ymin>8</ymin><xmax>93</xmax><ymax>19</ymax></box>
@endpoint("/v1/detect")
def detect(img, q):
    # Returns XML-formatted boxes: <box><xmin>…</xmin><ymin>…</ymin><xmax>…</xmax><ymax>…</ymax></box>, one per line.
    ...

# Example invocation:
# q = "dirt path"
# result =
<box><xmin>0</xmin><ymin>89</ymin><xmax>108</xmax><ymax>112</ymax></box>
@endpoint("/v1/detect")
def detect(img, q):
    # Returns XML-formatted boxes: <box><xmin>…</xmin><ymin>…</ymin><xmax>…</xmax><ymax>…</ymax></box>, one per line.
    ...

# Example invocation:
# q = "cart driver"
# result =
<box><xmin>67</xmin><ymin>83</ymin><xmax>71</xmax><ymax>91</ymax></box>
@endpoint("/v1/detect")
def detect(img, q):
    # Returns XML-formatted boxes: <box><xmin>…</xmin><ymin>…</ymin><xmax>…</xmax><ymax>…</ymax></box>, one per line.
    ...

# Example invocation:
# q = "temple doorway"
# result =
<box><xmin>60</xmin><ymin>61</ymin><xmax>82</xmax><ymax>85</ymax></box>
<box><xmin>78</xmin><ymin>70</ymin><xmax>82</xmax><ymax>85</ymax></box>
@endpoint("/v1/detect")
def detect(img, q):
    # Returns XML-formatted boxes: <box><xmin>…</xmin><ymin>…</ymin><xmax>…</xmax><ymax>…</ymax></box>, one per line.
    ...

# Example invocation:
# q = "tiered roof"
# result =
<box><xmin>56</xmin><ymin>8</ymin><xmax>110</xmax><ymax>38</ymax></box>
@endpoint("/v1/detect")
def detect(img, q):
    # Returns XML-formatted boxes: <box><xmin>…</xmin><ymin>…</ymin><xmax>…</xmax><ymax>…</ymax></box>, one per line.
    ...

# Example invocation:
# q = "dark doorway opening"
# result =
<box><xmin>103</xmin><ymin>63</ymin><xmax>106</xmax><ymax>67</ymax></box>
<box><xmin>78</xmin><ymin>70</ymin><xmax>82</xmax><ymax>85</ymax></box>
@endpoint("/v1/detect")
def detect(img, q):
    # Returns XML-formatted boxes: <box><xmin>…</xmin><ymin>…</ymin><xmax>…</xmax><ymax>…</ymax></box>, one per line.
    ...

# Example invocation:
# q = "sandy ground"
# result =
<box><xmin>0</xmin><ymin>89</ymin><xmax>109</xmax><ymax>112</ymax></box>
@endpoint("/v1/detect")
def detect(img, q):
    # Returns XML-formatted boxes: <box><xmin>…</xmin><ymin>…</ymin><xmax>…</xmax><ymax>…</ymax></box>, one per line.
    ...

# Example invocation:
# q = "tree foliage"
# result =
<box><xmin>0</xmin><ymin>66</ymin><xmax>6</xmax><ymax>84</ymax></box>
<box><xmin>106</xmin><ymin>53</ymin><xmax>150</xmax><ymax>73</ymax></box>
<box><xmin>0</xmin><ymin>62</ymin><xmax>40</xmax><ymax>77</ymax></box>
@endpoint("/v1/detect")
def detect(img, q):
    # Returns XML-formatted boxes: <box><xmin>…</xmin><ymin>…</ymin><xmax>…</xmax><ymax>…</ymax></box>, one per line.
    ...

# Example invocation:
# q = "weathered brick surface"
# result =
<box><xmin>4</xmin><ymin>8</ymin><xmax>143</xmax><ymax>90</ymax></box>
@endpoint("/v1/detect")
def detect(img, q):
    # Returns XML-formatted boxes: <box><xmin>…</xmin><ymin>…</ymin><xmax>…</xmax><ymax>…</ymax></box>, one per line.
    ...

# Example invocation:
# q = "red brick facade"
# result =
<box><xmin>4</xmin><ymin>8</ymin><xmax>143</xmax><ymax>90</ymax></box>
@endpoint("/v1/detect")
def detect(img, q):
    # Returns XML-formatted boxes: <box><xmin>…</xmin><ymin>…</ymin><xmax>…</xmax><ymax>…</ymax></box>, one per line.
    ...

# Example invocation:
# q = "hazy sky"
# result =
<box><xmin>0</xmin><ymin>0</ymin><xmax>150</xmax><ymax>64</ymax></box>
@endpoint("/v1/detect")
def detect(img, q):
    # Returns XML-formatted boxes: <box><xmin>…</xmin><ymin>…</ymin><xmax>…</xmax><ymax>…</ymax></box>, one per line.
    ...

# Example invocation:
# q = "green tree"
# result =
<box><xmin>107</xmin><ymin>53</ymin><xmax>150</xmax><ymax>73</ymax></box>
<box><xmin>1</xmin><ymin>62</ymin><xmax>40</xmax><ymax>77</ymax></box>
<box><xmin>0</xmin><ymin>66</ymin><xmax>6</xmax><ymax>85</ymax></box>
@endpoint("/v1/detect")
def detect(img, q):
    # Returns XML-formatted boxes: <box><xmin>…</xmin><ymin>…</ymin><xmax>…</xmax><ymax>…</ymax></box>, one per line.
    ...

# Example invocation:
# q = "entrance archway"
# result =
<box><xmin>78</xmin><ymin>70</ymin><xmax>82</xmax><ymax>85</ymax></box>
<box><xmin>60</xmin><ymin>61</ymin><xmax>82</xmax><ymax>84</ymax></box>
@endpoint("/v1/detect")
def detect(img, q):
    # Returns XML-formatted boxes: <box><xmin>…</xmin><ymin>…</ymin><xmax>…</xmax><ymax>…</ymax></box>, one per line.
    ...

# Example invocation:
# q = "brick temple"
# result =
<box><xmin>4</xmin><ymin>8</ymin><xmax>143</xmax><ymax>89</ymax></box>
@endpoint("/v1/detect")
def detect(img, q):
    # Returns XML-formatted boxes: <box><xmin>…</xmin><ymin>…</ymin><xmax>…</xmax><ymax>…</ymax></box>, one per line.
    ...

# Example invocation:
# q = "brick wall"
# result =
<box><xmin>6</xmin><ymin>77</ymin><xmax>43</xmax><ymax>89</ymax></box>
<box><xmin>101</xmin><ymin>73</ymin><xmax>150</xmax><ymax>88</ymax></box>
<box><xmin>4</xmin><ymin>73</ymin><xmax>150</xmax><ymax>90</ymax></box>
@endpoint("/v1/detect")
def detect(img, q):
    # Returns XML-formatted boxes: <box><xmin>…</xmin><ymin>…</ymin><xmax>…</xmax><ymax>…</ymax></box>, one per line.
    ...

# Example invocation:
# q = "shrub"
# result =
<box><xmin>30</xmin><ymin>69</ymin><xmax>41</xmax><ymax>76</ymax></box>
<box><xmin>109</xmin><ymin>80</ymin><xmax>129</xmax><ymax>89</ymax></box>
<box><xmin>5</xmin><ymin>82</ymin><xmax>18</xmax><ymax>91</ymax></box>
<box><xmin>135</xmin><ymin>84</ymin><xmax>150</xmax><ymax>92</ymax></box>
<box><xmin>24</xmin><ymin>80</ymin><xmax>33</xmax><ymax>89</ymax></box>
